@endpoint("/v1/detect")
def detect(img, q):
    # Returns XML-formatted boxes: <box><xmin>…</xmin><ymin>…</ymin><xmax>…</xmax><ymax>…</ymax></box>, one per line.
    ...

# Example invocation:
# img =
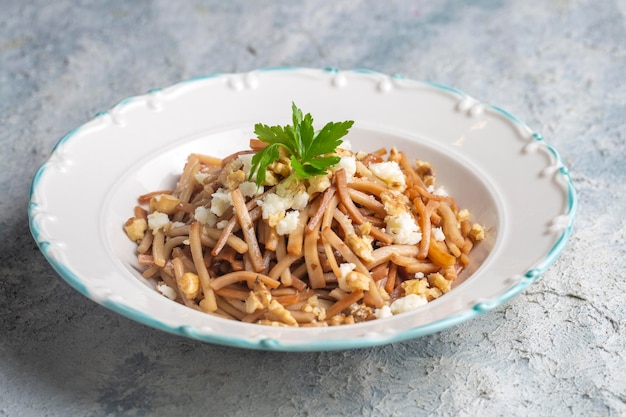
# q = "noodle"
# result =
<box><xmin>125</xmin><ymin>139</ymin><xmax>486</xmax><ymax>327</ymax></box>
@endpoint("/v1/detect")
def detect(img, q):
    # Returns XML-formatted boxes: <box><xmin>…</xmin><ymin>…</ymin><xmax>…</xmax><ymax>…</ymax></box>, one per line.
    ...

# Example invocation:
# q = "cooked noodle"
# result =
<box><xmin>124</xmin><ymin>141</ymin><xmax>486</xmax><ymax>326</ymax></box>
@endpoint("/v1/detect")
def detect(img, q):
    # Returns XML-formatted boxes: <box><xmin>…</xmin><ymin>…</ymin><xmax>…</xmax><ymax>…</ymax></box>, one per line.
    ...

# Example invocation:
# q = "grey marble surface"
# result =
<box><xmin>2</xmin><ymin>1</ymin><xmax>625</xmax><ymax>416</ymax></box>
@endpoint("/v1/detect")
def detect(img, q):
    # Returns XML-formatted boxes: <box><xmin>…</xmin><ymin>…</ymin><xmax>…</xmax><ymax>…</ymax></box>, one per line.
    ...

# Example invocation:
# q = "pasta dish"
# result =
<box><xmin>124</xmin><ymin>104</ymin><xmax>485</xmax><ymax>327</ymax></box>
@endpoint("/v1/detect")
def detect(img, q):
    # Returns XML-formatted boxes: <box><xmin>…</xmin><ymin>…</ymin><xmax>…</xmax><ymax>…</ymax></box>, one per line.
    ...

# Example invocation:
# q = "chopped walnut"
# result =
<box><xmin>349</xmin><ymin>303</ymin><xmax>374</xmax><ymax>322</ymax></box>
<box><xmin>338</xmin><ymin>271</ymin><xmax>370</xmax><ymax>293</ymax></box>
<box><xmin>358</xmin><ymin>222</ymin><xmax>372</xmax><ymax>236</ymax></box>
<box><xmin>302</xmin><ymin>295</ymin><xmax>327</xmax><ymax>321</ymax></box>
<box><xmin>217</xmin><ymin>158</ymin><xmax>240</xmax><ymax>184</ymax></box>
<box><xmin>223</xmin><ymin>170</ymin><xmax>247</xmax><ymax>190</ymax></box>
<box><xmin>345</xmin><ymin>234</ymin><xmax>374</xmax><ymax>262</ymax></box>
<box><xmin>425</xmin><ymin>287</ymin><xmax>443</xmax><ymax>301</ymax></box>
<box><xmin>457</xmin><ymin>208</ymin><xmax>470</xmax><ymax>222</ymax></box>
<box><xmin>124</xmin><ymin>217</ymin><xmax>147</xmax><ymax>242</ymax></box>
<box><xmin>402</xmin><ymin>278</ymin><xmax>443</xmax><ymax>301</ymax></box>
<box><xmin>469</xmin><ymin>223</ymin><xmax>485</xmax><ymax>241</ymax></box>
<box><xmin>428</xmin><ymin>272</ymin><xmax>451</xmax><ymax>294</ymax></box>
<box><xmin>306</xmin><ymin>174</ymin><xmax>331</xmax><ymax>195</ymax></box>
<box><xmin>266</xmin><ymin>299</ymin><xmax>298</xmax><ymax>326</ymax></box>
<box><xmin>402</xmin><ymin>278</ymin><xmax>429</xmax><ymax>296</ymax></box>
<box><xmin>380</xmin><ymin>191</ymin><xmax>408</xmax><ymax>216</ymax></box>
<box><xmin>179</xmin><ymin>272</ymin><xmax>201</xmax><ymax>299</ymax></box>
<box><xmin>415</xmin><ymin>159</ymin><xmax>435</xmax><ymax>186</ymax></box>
<box><xmin>149</xmin><ymin>194</ymin><xmax>181</xmax><ymax>215</ymax></box>
<box><xmin>266</xmin><ymin>210</ymin><xmax>286</xmax><ymax>228</ymax></box>
<box><xmin>264</xmin><ymin>171</ymin><xmax>279</xmax><ymax>186</ymax></box>
<box><xmin>268</xmin><ymin>156</ymin><xmax>292</xmax><ymax>178</ymax></box>
<box><xmin>245</xmin><ymin>280</ymin><xmax>272</xmax><ymax>313</ymax></box>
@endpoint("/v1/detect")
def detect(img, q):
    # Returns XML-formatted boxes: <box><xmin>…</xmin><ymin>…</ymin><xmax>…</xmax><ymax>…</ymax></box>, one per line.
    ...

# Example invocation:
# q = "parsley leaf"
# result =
<box><xmin>249</xmin><ymin>103</ymin><xmax>353</xmax><ymax>186</ymax></box>
<box><xmin>248</xmin><ymin>143</ymin><xmax>280</xmax><ymax>186</ymax></box>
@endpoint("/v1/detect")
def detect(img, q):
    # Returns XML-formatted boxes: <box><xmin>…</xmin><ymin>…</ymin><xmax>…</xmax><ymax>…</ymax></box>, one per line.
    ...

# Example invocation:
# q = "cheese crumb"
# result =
<box><xmin>237</xmin><ymin>154</ymin><xmax>255</xmax><ymax>178</ymax></box>
<box><xmin>428</xmin><ymin>185</ymin><xmax>449</xmax><ymax>197</ymax></box>
<box><xmin>147</xmin><ymin>211</ymin><xmax>170</xmax><ymax>231</ymax></box>
<box><xmin>335</xmin><ymin>156</ymin><xmax>357</xmax><ymax>182</ymax></box>
<box><xmin>194</xmin><ymin>171</ymin><xmax>210</xmax><ymax>185</ymax></box>
<box><xmin>386</xmin><ymin>211</ymin><xmax>422</xmax><ymax>245</ymax></box>
<box><xmin>259</xmin><ymin>193</ymin><xmax>292</xmax><ymax>226</ymax></box>
<box><xmin>258</xmin><ymin>177</ymin><xmax>309</xmax><ymax>226</ymax></box>
<box><xmin>390</xmin><ymin>294</ymin><xmax>427</xmax><ymax>314</ymax></box>
<box><xmin>156</xmin><ymin>282</ymin><xmax>177</xmax><ymax>300</ymax></box>
<box><xmin>374</xmin><ymin>305</ymin><xmax>393</xmax><ymax>319</ymax></box>
<box><xmin>369</xmin><ymin>161</ymin><xmax>406</xmax><ymax>191</ymax></box>
<box><xmin>239</xmin><ymin>181</ymin><xmax>264</xmax><ymax>198</ymax></box>
<box><xmin>432</xmin><ymin>226</ymin><xmax>446</xmax><ymax>241</ymax></box>
<box><xmin>210</xmin><ymin>188</ymin><xmax>233</xmax><ymax>216</ymax></box>
<box><xmin>339</xmin><ymin>263</ymin><xmax>356</xmax><ymax>279</ymax></box>
<box><xmin>194</xmin><ymin>206</ymin><xmax>217</xmax><ymax>227</ymax></box>
<box><xmin>276</xmin><ymin>210</ymin><xmax>300</xmax><ymax>235</ymax></box>
<box><xmin>292</xmin><ymin>191</ymin><xmax>309</xmax><ymax>210</ymax></box>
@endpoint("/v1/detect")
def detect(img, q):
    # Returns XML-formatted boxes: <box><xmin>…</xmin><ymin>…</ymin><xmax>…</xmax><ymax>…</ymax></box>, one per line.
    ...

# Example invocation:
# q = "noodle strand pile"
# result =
<box><xmin>124</xmin><ymin>141</ymin><xmax>485</xmax><ymax>327</ymax></box>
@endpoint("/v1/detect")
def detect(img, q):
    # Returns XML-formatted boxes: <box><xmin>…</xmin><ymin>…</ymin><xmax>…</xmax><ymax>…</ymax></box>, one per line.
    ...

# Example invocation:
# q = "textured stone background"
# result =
<box><xmin>2</xmin><ymin>1</ymin><xmax>625</xmax><ymax>416</ymax></box>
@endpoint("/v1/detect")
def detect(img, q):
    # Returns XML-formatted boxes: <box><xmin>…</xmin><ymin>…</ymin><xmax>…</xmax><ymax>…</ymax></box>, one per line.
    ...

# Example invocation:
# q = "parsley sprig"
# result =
<box><xmin>249</xmin><ymin>103</ymin><xmax>354</xmax><ymax>186</ymax></box>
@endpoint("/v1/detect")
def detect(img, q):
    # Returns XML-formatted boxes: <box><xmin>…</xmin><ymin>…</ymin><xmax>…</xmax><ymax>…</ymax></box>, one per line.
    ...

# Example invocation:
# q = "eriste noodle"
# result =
<box><xmin>124</xmin><ymin>137</ymin><xmax>485</xmax><ymax>327</ymax></box>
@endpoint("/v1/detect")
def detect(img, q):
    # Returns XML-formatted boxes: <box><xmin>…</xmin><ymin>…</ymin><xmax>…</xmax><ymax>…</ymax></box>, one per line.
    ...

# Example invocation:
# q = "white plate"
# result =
<box><xmin>28</xmin><ymin>68</ymin><xmax>576</xmax><ymax>351</ymax></box>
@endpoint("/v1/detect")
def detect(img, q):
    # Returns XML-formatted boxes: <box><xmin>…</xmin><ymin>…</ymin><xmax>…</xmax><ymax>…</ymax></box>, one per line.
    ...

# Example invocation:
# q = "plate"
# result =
<box><xmin>28</xmin><ymin>68</ymin><xmax>576</xmax><ymax>351</ymax></box>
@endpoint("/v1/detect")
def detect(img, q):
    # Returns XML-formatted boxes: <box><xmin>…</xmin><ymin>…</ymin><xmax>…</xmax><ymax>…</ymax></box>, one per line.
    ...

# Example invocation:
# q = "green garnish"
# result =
<box><xmin>249</xmin><ymin>103</ymin><xmax>354</xmax><ymax>186</ymax></box>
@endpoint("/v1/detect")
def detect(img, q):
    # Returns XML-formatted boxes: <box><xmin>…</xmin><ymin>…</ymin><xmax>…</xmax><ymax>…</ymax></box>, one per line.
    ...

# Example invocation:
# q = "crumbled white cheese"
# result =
<box><xmin>339</xmin><ymin>263</ymin><xmax>356</xmax><ymax>278</ymax></box>
<box><xmin>194</xmin><ymin>206</ymin><xmax>217</xmax><ymax>227</ymax></box>
<box><xmin>369</xmin><ymin>161</ymin><xmax>406</xmax><ymax>191</ymax></box>
<box><xmin>239</xmin><ymin>181</ymin><xmax>264</xmax><ymax>198</ymax></box>
<box><xmin>258</xmin><ymin>177</ymin><xmax>309</xmax><ymax>227</ymax></box>
<box><xmin>386</xmin><ymin>211</ymin><xmax>422</xmax><ymax>245</ymax></box>
<box><xmin>259</xmin><ymin>193</ymin><xmax>292</xmax><ymax>222</ymax></box>
<box><xmin>210</xmin><ymin>188</ymin><xmax>233</xmax><ymax>216</ymax></box>
<box><xmin>432</xmin><ymin>226</ymin><xmax>446</xmax><ymax>241</ymax></box>
<box><xmin>390</xmin><ymin>294</ymin><xmax>428</xmax><ymax>314</ymax></box>
<box><xmin>428</xmin><ymin>185</ymin><xmax>449</xmax><ymax>197</ymax></box>
<box><xmin>237</xmin><ymin>153</ymin><xmax>255</xmax><ymax>178</ymax></box>
<box><xmin>194</xmin><ymin>171</ymin><xmax>210</xmax><ymax>185</ymax></box>
<box><xmin>414</xmin><ymin>272</ymin><xmax>425</xmax><ymax>279</ymax></box>
<box><xmin>275</xmin><ymin>210</ymin><xmax>300</xmax><ymax>235</ymax></box>
<box><xmin>156</xmin><ymin>282</ymin><xmax>177</xmax><ymax>300</ymax></box>
<box><xmin>374</xmin><ymin>305</ymin><xmax>393</xmax><ymax>319</ymax></box>
<box><xmin>292</xmin><ymin>191</ymin><xmax>309</xmax><ymax>210</ymax></box>
<box><xmin>147</xmin><ymin>211</ymin><xmax>170</xmax><ymax>231</ymax></box>
<box><xmin>216</xmin><ymin>220</ymin><xmax>229</xmax><ymax>229</ymax></box>
<box><xmin>335</xmin><ymin>156</ymin><xmax>357</xmax><ymax>182</ymax></box>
